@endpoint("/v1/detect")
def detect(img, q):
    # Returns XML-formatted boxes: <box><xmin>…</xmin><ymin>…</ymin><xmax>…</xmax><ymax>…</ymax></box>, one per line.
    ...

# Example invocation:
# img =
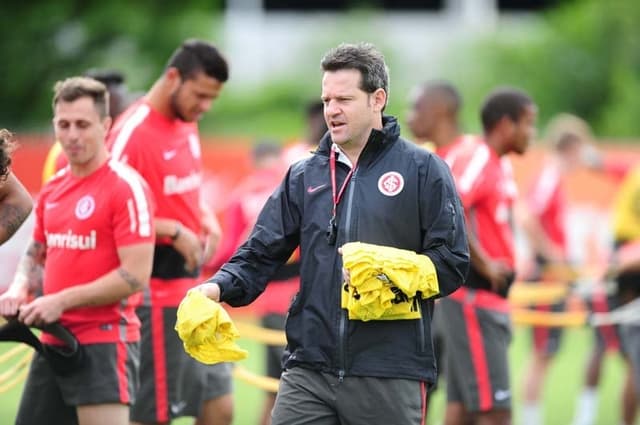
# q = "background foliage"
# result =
<box><xmin>1</xmin><ymin>0</ymin><xmax>638</xmax><ymax>139</ymax></box>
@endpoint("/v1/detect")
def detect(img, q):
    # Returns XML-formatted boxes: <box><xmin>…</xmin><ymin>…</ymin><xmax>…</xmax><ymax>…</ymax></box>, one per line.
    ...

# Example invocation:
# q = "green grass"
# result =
<box><xmin>0</xmin><ymin>324</ymin><xmax>628</xmax><ymax>425</ymax></box>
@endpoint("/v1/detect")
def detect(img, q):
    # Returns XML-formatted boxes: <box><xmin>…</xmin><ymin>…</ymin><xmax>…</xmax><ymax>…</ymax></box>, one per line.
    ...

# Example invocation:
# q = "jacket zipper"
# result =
<box><xmin>337</xmin><ymin>167</ymin><xmax>358</xmax><ymax>382</ymax></box>
<box><xmin>415</xmin><ymin>299</ymin><xmax>426</xmax><ymax>352</ymax></box>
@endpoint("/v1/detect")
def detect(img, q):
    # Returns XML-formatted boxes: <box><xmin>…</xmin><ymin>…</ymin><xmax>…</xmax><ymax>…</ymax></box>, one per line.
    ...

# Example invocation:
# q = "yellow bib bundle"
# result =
<box><xmin>341</xmin><ymin>242</ymin><xmax>440</xmax><ymax>321</ymax></box>
<box><xmin>175</xmin><ymin>290</ymin><xmax>248</xmax><ymax>364</ymax></box>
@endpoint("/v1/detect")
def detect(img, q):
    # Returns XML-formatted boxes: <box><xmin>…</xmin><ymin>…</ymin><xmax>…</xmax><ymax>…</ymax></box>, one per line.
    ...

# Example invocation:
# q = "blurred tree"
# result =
<box><xmin>447</xmin><ymin>0</ymin><xmax>640</xmax><ymax>139</ymax></box>
<box><xmin>0</xmin><ymin>0</ymin><xmax>223</xmax><ymax>131</ymax></box>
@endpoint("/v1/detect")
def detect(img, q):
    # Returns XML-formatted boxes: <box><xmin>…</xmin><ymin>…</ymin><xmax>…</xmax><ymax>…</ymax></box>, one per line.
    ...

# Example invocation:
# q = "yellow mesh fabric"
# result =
<box><xmin>175</xmin><ymin>290</ymin><xmax>248</xmax><ymax>364</ymax></box>
<box><xmin>341</xmin><ymin>242</ymin><xmax>440</xmax><ymax>321</ymax></box>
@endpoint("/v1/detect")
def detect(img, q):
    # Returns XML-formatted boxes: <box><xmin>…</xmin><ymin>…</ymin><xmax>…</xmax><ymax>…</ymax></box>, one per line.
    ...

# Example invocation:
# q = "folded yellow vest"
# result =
<box><xmin>341</xmin><ymin>242</ymin><xmax>440</xmax><ymax>321</ymax></box>
<box><xmin>175</xmin><ymin>290</ymin><xmax>248</xmax><ymax>364</ymax></box>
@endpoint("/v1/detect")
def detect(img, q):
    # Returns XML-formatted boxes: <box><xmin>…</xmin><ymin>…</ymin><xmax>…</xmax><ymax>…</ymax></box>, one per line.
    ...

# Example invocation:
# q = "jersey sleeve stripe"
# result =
<box><xmin>458</xmin><ymin>143</ymin><xmax>490</xmax><ymax>195</ymax></box>
<box><xmin>111</xmin><ymin>104</ymin><xmax>150</xmax><ymax>161</ymax></box>
<box><xmin>109</xmin><ymin>160</ymin><xmax>152</xmax><ymax>237</ymax></box>
<box><xmin>529</xmin><ymin>166</ymin><xmax>557</xmax><ymax>214</ymax></box>
<box><xmin>126</xmin><ymin>199</ymin><xmax>137</xmax><ymax>234</ymax></box>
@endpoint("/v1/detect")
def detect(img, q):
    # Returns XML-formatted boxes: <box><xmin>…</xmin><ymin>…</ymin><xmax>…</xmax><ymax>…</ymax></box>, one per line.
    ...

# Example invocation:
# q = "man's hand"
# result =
<box><xmin>0</xmin><ymin>283</ymin><xmax>29</xmax><ymax>318</ymax></box>
<box><xmin>192</xmin><ymin>282</ymin><xmax>221</xmax><ymax>302</ymax></box>
<box><xmin>481</xmin><ymin>260</ymin><xmax>513</xmax><ymax>293</ymax></box>
<box><xmin>201</xmin><ymin>208</ymin><xmax>222</xmax><ymax>264</ymax></box>
<box><xmin>18</xmin><ymin>293</ymin><xmax>66</xmax><ymax>327</ymax></box>
<box><xmin>172</xmin><ymin>224</ymin><xmax>204</xmax><ymax>273</ymax></box>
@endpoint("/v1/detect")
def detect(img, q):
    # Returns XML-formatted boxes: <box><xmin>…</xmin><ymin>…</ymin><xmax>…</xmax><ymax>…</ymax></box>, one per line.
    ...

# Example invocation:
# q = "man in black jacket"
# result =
<box><xmin>194</xmin><ymin>42</ymin><xmax>469</xmax><ymax>425</ymax></box>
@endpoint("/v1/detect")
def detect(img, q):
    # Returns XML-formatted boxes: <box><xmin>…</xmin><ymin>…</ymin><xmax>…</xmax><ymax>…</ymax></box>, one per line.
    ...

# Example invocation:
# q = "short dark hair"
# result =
<box><xmin>0</xmin><ymin>129</ymin><xmax>15</xmax><ymax>181</ymax></box>
<box><xmin>480</xmin><ymin>87</ymin><xmax>534</xmax><ymax>133</ymax></box>
<box><xmin>306</xmin><ymin>100</ymin><xmax>324</xmax><ymax>118</ymax></box>
<box><xmin>422</xmin><ymin>81</ymin><xmax>461</xmax><ymax>115</ymax></box>
<box><xmin>52</xmin><ymin>76</ymin><xmax>109</xmax><ymax>119</ymax></box>
<box><xmin>321</xmin><ymin>42</ymin><xmax>389</xmax><ymax>107</ymax></box>
<box><xmin>167</xmin><ymin>39</ymin><xmax>229</xmax><ymax>83</ymax></box>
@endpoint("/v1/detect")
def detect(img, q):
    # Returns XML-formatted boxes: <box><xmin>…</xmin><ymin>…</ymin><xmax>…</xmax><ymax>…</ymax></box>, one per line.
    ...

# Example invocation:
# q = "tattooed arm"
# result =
<box><xmin>0</xmin><ymin>173</ymin><xmax>32</xmax><ymax>245</ymax></box>
<box><xmin>18</xmin><ymin>242</ymin><xmax>154</xmax><ymax>326</ymax></box>
<box><xmin>0</xmin><ymin>239</ymin><xmax>45</xmax><ymax>317</ymax></box>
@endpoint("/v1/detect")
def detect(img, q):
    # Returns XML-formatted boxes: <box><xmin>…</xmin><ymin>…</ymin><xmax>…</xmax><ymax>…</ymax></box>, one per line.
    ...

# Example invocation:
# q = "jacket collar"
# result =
<box><xmin>316</xmin><ymin>116</ymin><xmax>401</xmax><ymax>166</ymax></box>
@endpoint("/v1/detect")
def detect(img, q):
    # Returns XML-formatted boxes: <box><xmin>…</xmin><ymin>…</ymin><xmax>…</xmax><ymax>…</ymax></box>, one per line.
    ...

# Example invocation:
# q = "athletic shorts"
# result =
<box><xmin>530</xmin><ymin>301</ymin><xmax>565</xmax><ymax>355</ymax></box>
<box><xmin>262</xmin><ymin>313</ymin><xmax>287</xmax><ymax>380</ymax></box>
<box><xmin>620</xmin><ymin>323</ymin><xmax>640</xmax><ymax>401</ymax></box>
<box><xmin>130</xmin><ymin>305</ymin><xmax>233</xmax><ymax>423</ymax></box>
<box><xmin>440</xmin><ymin>295</ymin><xmax>512</xmax><ymax>412</ymax></box>
<box><xmin>16</xmin><ymin>342</ymin><xmax>139</xmax><ymax>425</ymax></box>
<box><xmin>272</xmin><ymin>367</ymin><xmax>428</xmax><ymax>425</ymax></box>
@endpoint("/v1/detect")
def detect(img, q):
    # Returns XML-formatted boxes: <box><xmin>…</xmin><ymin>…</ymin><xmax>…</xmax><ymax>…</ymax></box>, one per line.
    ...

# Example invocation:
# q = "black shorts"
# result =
<box><xmin>16</xmin><ymin>342</ymin><xmax>139</xmax><ymax>425</ymax></box>
<box><xmin>130</xmin><ymin>305</ymin><xmax>233</xmax><ymax>423</ymax></box>
<box><xmin>440</xmin><ymin>296</ymin><xmax>512</xmax><ymax>412</ymax></box>
<box><xmin>530</xmin><ymin>302</ymin><xmax>565</xmax><ymax>355</ymax></box>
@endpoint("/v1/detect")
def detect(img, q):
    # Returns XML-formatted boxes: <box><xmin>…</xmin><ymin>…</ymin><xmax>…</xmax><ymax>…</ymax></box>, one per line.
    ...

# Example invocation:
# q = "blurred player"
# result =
<box><xmin>440</xmin><ymin>87</ymin><xmax>537</xmax><ymax>425</ymax></box>
<box><xmin>609</xmin><ymin>177</ymin><xmax>640</xmax><ymax>416</ymax></box>
<box><xmin>518</xmin><ymin>114</ymin><xmax>592</xmax><ymax>425</ymax></box>
<box><xmin>282</xmin><ymin>99</ymin><xmax>327</xmax><ymax>165</ymax></box>
<box><xmin>0</xmin><ymin>129</ymin><xmax>32</xmax><ymax>245</ymax></box>
<box><xmin>0</xmin><ymin>76</ymin><xmax>155</xmax><ymax>425</ymax></box>
<box><xmin>107</xmin><ymin>39</ymin><xmax>231</xmax><ymax>425</ymax></box>
<box><xmin>571</xmin><ymin>118</ymin><xmax>637</xmax><ymax>425</ymax></box>
<box><xmin>406</xmin><ymin>80</ymin><xmax>475</xmax><ymax>413</ymax></box>
<box><xmin>407</xmin><ymin>80</ymin><xmax>475</xmax><ymax>159</ymax></box>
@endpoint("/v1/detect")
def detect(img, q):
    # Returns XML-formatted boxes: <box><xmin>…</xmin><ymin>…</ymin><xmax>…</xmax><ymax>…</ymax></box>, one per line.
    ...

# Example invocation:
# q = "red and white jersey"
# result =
<box><xmin>283</xmin><ymin>141</ymin><xmax>314</xmax><ymax>165</ymax></box>
<box><xmin>435</xmin><ymin>134</ymin><xmax>478</xmax><ymax>168</ymax></box>
<box><xmin>449</xmin><ymin>138</ymin><xmax>518</xmax><ymax>269</ymax></box>
<box><xmin>107</xmin><ymin>100</ymin><xmax>202</xmax><ymax>241</ymax></box>
<box><xmin>34</xmin><ymin>160</ymin><xmax>154</xmax><ymax>344</ymax></box>
<box><xmin>527</xmin><ymin>162</ymin><xmax>567</xmax><ymax>254</ymax></box>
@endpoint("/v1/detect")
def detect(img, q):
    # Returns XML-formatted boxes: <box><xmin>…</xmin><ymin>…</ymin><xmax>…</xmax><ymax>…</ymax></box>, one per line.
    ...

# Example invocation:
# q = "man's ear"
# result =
<box><xmin>372</xmin><ymin>88</ymin><xmax>387</xmax><ymax>113</ymax></box>
<box><xmin>102</xmin><ymin>116</ymin><xmax>112</xmax><ymax>134</ymax></box>
<box><xmin>496</xmin><ymin>115</ymin><xmax>515</xmax><ymax>138</ymax></box>
<box><xmin>165</xmin><ymin>67</ymin><xmax>182</xmax><ymax>90</ymax></box>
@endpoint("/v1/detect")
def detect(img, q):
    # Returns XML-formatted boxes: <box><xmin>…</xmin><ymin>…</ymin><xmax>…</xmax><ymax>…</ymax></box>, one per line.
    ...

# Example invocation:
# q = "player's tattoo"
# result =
<box><xmin>14</xmin><ymin>240</ymin><xmax>45</xmax><ymax>295</ymax></box>
<box><xmin>0</xmin><ymin>203</ymin><xmax>29</xmax><ymax>243</ymax></box>
<box><xmin>118</xmin><ymin>268</ymin><xmax>143</xmax><ymax>292</ymax></box>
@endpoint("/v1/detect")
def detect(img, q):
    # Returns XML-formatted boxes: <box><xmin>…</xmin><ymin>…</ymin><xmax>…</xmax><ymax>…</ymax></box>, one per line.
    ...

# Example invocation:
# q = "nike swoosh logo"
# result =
<box><xmin>163</xmin><ymin>150</ymin><xmax>178</xmax><ymax>160</ymax></box>
<box><xmin>307</xmin><ymin>184</ymin><xmax>327</xmax><ymax>194</ymax></box>
<box><xmin>494</xmin><ymin>389</ymin><xmax>511</xmax><ymax>401</ymax></box>
<box><xmin>45</xmin><ymin>202</ymin><xmax>59</xmax><ymax>210</ymax></box>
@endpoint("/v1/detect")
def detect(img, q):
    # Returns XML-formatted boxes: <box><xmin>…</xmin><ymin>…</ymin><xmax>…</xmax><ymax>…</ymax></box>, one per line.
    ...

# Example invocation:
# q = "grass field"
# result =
<box><xmin>0</xmin><ymin>322</ymin><xmax>628</xmax><ymax>425</ymax></box>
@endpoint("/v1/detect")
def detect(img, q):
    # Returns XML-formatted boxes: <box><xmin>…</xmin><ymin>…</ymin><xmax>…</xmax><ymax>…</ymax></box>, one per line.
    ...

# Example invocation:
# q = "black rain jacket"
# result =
<box><xmin>211</xmin><ymin>116</ymin><xmax>469</xmax><ymax>383</ymax></box>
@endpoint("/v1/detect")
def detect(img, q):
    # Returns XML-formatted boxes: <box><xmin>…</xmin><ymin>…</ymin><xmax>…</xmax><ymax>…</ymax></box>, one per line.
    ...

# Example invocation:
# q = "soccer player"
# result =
<box><xmin>0</xmin><ymin>129</ymin><xmax>32</xmax><ymax>245</ymax></box>
<box><xmin>42</xmin><ymin>69</ymin><xmax>139</xmax><ymax>184</ymax></box>
<box><xmin>406</xmin><ymin>80</ymin><xmax>475</xmax><ymax>160</ymax></box>
<box><xmin>107</xmin><ymin>39</ymin><xmax>231</xmax><ymax>425</ymax></box>
<box><xmin>518</xmin><ymin>114</ymin><xmax>591</xmax><ymax>425</ymax></box>
<box><xmin>0</xmin><ymin>76</ymin><xmax>155</xmax><ymax>425</ymax></box>
<box><xmin>282</xmin><ymin>100</ymin><xmax>327</xmax><ymax>165</ymax></box>
<box><xmin>439</xmin><ymin>87</ymin><xmax>537</xmax><ymax>425</ymax></box>
<box><xmin>193</xmin><ymin>42</ymin><xmax>469</xmax><ymax>425</ymax></box>
<box><xmin>607</xmin><ymin>166</ymin><xmax>640</xmax><ymax>425</ymax></box>
<box><xmin>566</xmin><ymin>123</ymin><xmax>637</xmax><ymax>425</ymax></box>
<box><xmin>406</xmin><ymin>80</ymin><xmax>476</xmax><ymax>414</ymax></box>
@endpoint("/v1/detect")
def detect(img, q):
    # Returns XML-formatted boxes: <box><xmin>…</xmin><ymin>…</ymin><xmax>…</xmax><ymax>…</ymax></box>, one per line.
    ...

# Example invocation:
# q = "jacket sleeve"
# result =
<box><xmin>206</xmin><ymin>167</ymin><xmax>302</xmax><ymax>306</ymax></box>
<box><xmin>420</xmin><ymin>154</ymin><xmax>470</xmax><ymax>297</ymax></box>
